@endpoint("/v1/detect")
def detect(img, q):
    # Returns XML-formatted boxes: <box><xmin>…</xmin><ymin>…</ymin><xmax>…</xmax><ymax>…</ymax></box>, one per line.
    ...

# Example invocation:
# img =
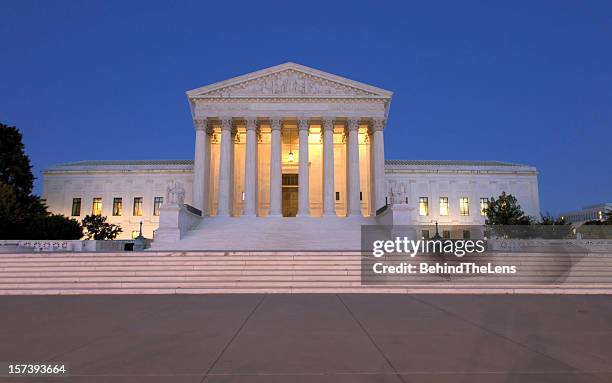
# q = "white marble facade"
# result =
<box><xmin>42</xmin><ymin>63</ymin><xmax>540</xmax><ymax>240</ymax></box>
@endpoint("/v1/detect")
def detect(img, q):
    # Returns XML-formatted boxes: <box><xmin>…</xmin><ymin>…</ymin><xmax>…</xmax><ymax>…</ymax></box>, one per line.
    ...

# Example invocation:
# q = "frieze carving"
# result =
<box><xmin>202</xmin><ymin>69</ymin><xmax>378</xmax><ymax>98</ymax></box>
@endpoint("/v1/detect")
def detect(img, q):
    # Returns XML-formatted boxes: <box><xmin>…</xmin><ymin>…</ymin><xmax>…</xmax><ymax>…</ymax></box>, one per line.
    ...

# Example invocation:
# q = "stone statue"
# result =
<box><xmin>389</xmin><ymin>182</ymin><xmax>408</xmax><ymax>205</ymax></box>
<box><xmin>166</xmin><ymin>182</ymin><xmax>185</xmax><ymax>205</ymax></box>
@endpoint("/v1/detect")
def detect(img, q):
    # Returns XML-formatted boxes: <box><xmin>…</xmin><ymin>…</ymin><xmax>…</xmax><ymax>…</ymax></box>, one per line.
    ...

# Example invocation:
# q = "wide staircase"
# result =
<box><xmin>152</xmin><ymin>216</ymin><xmax>374</xmax><ymax>251</ymax></box>
<box><xmin>1</xmin><ymin>250</ymin><xmax>612</xmax><ymax>294</ymax></box>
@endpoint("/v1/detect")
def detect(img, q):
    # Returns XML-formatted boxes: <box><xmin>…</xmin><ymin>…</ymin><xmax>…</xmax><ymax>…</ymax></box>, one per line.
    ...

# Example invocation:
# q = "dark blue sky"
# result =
<box><xmin>1</xmin><ymin>1</ymin><xmax>610</xmax><ymax>215</ymax></box>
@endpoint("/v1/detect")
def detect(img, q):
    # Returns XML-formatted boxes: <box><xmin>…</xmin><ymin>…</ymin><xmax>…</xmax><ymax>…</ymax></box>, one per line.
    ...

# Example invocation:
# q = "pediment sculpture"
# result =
<box><xmin>204</xmin><ymin>70</ymin><xmax>376</xmax><ymax>97</ymax></box>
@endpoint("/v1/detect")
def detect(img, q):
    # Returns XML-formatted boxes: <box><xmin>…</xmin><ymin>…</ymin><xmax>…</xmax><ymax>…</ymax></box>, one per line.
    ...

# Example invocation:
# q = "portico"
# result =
<box><xmin>188</xmin><ymin>62</ymin><xmax>392</xmax><ymax>219</ymax></box>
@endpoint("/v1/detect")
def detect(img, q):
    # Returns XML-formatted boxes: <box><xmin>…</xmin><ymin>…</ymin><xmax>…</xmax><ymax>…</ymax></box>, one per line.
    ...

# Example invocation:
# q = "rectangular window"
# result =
<box><xmin>335</xmin><ymin>191</ymin><xmax>340</xmax><ymax>201</ymax></box>
<box><xmin>153</xmin><ymin>197</ymin><xmax>163</xmax><ymax>216</ymax></box>
<box><xmin>131</xmin><ymin>230</ymin><xmax>139</xmax><ymax>239</ymax></box>
<box><xmin>360</xmin><ymin>191</ymin><xmax>362</xmax><ymax>201</ymax></box>
<box><xmin>281</xmin><ymin>174</ymin><xmax>298</xmax><ymax>186</ymax></box>
<box><xmin>460</xmin><ymin>197</ymin><xmax>470</xmax><ymax>216</ymax></box>
<box><xmin>112</xmin><ymin>197</ymin><xmax>123</xmax><ymax>216</ymax></box>
<box><xmin>421</xmin><ymin>229</ymin><xmax>430</xmax><ymax>239</ymax></box>
<box><xmin>463</xmin><ymin>230</ymin><xmax>471</xmax><ymax>239</ymax></box>
<box><xmin>71</xmin><ymin>198</ymin><xmax>81</xmax><ymax>216</ymax></box>
<box><xmin>419</xmin><ymin>197</ymin><xmax>429</xmax><ymax>216</ymax></box>
<box><xmin>439</xmin><ymin>197</ymin><xmax>449</xmax><ymax>216</ymax></box>
<box><xmin>92</xmin><ymin>197</ymin><xmax>102</xmax><ymax>216</ymax></box>
<box><xmin>442</xmin><ymin>230</ymin><xmax>451</xmax><ymax>239</ymax></box>
<box><xmin>480</xmin><ymin>198</ymin><xmax>489</xmax><ymax>216</ymax></box>
<box><xmin>133</xmin><ymin>197</ymin><xmax>143</xmax><ymax>216</ymax></box>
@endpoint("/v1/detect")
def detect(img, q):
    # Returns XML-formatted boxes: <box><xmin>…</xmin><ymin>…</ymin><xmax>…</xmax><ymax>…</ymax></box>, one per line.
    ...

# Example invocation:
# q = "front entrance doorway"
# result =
<box><xmin>281</xmin><ymin>174</ymin><xmax>298</xmax><ymax>217</ymax></box>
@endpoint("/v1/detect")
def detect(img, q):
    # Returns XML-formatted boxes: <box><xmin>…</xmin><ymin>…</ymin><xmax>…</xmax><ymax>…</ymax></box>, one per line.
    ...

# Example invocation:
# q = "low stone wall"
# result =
<box><xmin>0</xmin><ymin>239</ymin><xmax>144</xmax><ymax>253</ymax></box>
<box><xmin>488</xmin><ymin>239</ymin><xmax>612</xmax><ymax>253</ymax></box>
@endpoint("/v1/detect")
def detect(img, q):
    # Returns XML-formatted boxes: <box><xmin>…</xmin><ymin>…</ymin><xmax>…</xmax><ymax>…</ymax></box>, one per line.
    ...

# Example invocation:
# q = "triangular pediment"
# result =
<box><xmin>187</xmin><ymin>62</ymin><xmax>392</xmax><ymax>99</ymax></box>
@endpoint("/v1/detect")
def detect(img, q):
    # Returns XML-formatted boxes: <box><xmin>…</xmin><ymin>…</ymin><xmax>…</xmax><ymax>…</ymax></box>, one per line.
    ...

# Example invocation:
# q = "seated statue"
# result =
<box><xmin>166</xmin><ymin>182</ymin><xmax>185</xmax><ymax>205</ymax></box>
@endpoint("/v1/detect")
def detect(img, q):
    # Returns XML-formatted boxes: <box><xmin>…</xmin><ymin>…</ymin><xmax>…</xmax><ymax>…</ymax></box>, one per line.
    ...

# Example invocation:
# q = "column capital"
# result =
<box><xmin>194</xmin><ymin>118</ymin><xmax>208</xmax><ymax>131</ymax></box>
<box><xmin>347</xmin><ymin>118</ymin><xmax>360</xmax><ymax>132</ymax></box>
<box><xmin>245</xmin><ymin>118</ymin><xmax>258</xmax><ymax>131</ymax></box>
<box><xmin>297</xmin><ymin>119</ymin><xmax>309</xmax><ymax>131</ymax></box>
<box><xmin>321</xmin><ymin>117</ymin><xmax>335</xmax><ymax>132</ymax></box>
<box><xmin>369</xmin><ymin>118</ymin><xmax>385</xmax><ymax>133</ymax></box>
<box><xmin>220</xmin><ymin>118</ymin><xmax>233</xmax><ymax>132</ymax></box>
<box><xmin>270</xmin><ymin>118</ymin><xmax>283</xmax><ymax>131</ymax></box>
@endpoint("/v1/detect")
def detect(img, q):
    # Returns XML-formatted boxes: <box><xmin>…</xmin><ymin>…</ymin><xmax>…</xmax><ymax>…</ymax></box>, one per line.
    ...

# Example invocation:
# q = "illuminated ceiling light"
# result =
<box><xmin>287</xmin><ymin>129</ymin><xmax>295</xmax><ymax>162</ymax></box>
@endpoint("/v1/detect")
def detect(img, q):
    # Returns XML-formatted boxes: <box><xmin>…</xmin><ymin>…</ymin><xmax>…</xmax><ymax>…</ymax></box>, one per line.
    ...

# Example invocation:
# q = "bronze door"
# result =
<box><xmin>282</xmin><ymin>187</ymin><xmax>298</xmax><ymax>217</ymax></box>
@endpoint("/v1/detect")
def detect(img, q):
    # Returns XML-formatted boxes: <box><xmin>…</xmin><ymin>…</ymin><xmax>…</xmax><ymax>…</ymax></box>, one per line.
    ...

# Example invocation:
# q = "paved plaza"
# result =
<box><xmin>1</xmin><ymin>294</ymin><xmax>611</xmax><ymax>382</ymax></box>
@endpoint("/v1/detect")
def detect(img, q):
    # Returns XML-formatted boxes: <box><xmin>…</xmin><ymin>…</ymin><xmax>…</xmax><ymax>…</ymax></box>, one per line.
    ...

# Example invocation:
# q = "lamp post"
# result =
<box><xmin>134</xmin><ymin>221</ymin><xmax>146</xmax><ymax>251</ymax></box>
<box><xmin>432</xmin><ymin>220</ymin><xmax>442</xmax><ymax>240</ymax></box>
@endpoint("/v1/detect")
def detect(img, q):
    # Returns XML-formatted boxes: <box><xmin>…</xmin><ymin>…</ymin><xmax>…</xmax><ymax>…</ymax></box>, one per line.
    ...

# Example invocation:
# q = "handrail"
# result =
<box><xmin>376</xmin><ymin>204</ymin><xmax>388</xmax><ymax>216</ymax></box>
<box><xmin>183</xmin><ymin>204</ymin><xmax>202</xmax><ymax>216</ymax></box>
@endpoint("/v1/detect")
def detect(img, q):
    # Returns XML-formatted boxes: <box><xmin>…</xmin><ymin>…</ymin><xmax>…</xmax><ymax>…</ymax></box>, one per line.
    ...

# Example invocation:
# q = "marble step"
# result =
<box><xmin>1</xmin><ymin>285</ymin><xmax>612</xmax><ymax>295</ymax></box>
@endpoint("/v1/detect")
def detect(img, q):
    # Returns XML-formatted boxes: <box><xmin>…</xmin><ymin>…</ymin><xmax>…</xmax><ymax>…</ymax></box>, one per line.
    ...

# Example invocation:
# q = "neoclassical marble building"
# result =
<box><xmin>43</xmin><ymin>63</ymin><xmax>540</xmax><ymax>248</ymax></box>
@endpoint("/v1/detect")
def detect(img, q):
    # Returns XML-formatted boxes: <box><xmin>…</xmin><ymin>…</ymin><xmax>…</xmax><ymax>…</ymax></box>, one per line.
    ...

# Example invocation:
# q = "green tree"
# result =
<box><xmin>27</xmin><ymin>214</ymin><xmax>83</xmax><ymax>240</ymax></box>
<box><xmin>82</xmin><ymin>215</ymin><xmax>122</xmax><ymax>240</ymax></box>
<box><xmin>484</xmin><ymin>192</ymin><xmax>533</xmax><ymax>225</ymax></box>
<box><xmin>0</xmin><ymin>122</ymin><xmax>82</xmax><ymax>239</ymax></box>
<box><xmin>484</xmin><ymin>192</ymin><xmax>535</xmax><ymax>239</ymax></box>
<box><xmin>540</xmin><ymin>212</ymin><xmax>567</xmax><ymax>225</ymax></box>
<box><xmin>584</xmin><ymin>209</ymin><xmax>612</xmax><ymax>225</ymax></box>
<box><xmin>0</xmin><ymin>182</ymin><xmax>26</xmax><ymax>238</ymax></box>
<box><xmin>0</xmin><ymin>123</ymin><xmax>35</xmax><ymax>197</ymax></box>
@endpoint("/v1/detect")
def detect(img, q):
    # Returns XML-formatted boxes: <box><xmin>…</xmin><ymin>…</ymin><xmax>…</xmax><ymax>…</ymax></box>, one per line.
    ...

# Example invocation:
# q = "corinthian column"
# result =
<box><xmin>243</xmin><ymin>118</ymin><xmax>258</xmax><ymax>217</ymax></box>
<box><xmin>297</xmin><ymin>119</ymin><xmax>310</xmax><ymax>217</ymax></box>
<box><xmin>346</xmin><ymin>118</ymin><xmax>361</xmax><ymax>216</ymax></box>
<box><xmin>322</xmin><ymin>118</ymin><xmax>336</xmax><ymax>216</ymax></box>
<box><xmin>269</xmin><ymin>119</ymin><xmax>282</xmax><ymax>217</ymax></box>
<box><xmin>192</xmin><ymin>118</ymin><xmax>210</xmax><ymax>215</ymax></box>
<box><xmin>370</xmin><ymin>118</ymin><xmax>386</xmax><ymax>213</ymax></box>
<box><xmin>217</xmin><ymin>118</ymin><xmax>234</xmax><ymax>217</ymax></box>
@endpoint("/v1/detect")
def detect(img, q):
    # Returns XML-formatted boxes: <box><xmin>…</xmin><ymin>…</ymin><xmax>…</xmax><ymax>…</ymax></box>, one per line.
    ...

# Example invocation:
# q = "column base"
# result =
<box><xmin>322</xmin><ymin>211</ymin><xmax>337</xmax><ymax>217</ymax></box>
<box><xmin>267</xmin><ymin>213</ymin><xmax>283</xmax><ymax>218</ymax></box>
<box><xmin>241</xmin><ymin>213</ymin><xmax>257</xmax><ymax>218</ymax></box>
